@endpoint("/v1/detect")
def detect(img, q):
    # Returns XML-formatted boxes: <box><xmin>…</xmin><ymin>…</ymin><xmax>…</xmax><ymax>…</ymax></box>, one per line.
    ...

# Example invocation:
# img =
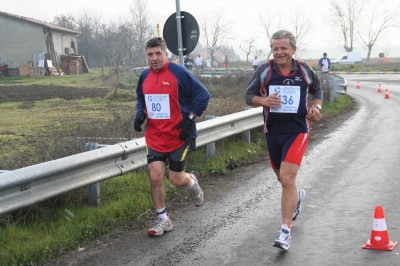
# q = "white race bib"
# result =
<box><xmin>145</xmin><ymin>94</ymin><xmax>170</xmax><ymax>119</ymax></box>
<box><xmin>269</xmin><ymin>85</ymin><xmax>300</xmax><ymax>113</ymax></box>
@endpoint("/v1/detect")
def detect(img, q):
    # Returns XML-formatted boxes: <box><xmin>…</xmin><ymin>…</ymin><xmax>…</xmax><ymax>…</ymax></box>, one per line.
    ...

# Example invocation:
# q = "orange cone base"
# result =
<box><xmin>362</xmin><ymin>240</ymin><xmax>398</xmax><ymax>251</ymax></box>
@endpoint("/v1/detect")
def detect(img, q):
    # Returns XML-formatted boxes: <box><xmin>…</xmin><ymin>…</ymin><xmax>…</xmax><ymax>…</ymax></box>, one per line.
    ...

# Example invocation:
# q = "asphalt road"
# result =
<box><xmin>64</xmin><ymin>74</ymin><xmax>400</xmax><ymax>266</ymax></box>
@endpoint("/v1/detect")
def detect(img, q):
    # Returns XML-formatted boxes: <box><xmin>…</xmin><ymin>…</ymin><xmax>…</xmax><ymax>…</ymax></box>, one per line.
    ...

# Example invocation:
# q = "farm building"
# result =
<box><xmin>0</xmin><ymin>11</ymin><xmax>88</xmax><ymax>76</ymax></box>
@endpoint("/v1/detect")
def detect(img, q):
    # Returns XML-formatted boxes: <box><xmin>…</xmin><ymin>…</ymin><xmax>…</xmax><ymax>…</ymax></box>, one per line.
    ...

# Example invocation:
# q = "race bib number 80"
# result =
<box><xmin>269</xmin><ymin>85</ymin><xmax>300</xmax><ymax>113</ymax></box>
<box><xmin>145</xmin><ymin>94</ymin><xmax>170</xmax><ymax>119</ymax></box>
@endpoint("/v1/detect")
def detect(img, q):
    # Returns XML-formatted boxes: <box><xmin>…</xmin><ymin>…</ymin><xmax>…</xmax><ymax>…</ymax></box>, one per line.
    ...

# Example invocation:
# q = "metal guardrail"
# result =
<box><xmin>0</xmin><ymin>107</ymin><xmax>264</xmax><ymax>216</ymax></box>
<box><xmin>200</xmin><ymin>68</ymin><xmax>254</xmax><ymax>76</ymax></box>
<box><xmin>329</xmin><ymin>74</ymin><xmax>347</xmax><ymax>103</ymax></box>
<box><xmin>129</xmin><ymin>66</ymin><xmax>254</xmax><ymax>76</ymax></box>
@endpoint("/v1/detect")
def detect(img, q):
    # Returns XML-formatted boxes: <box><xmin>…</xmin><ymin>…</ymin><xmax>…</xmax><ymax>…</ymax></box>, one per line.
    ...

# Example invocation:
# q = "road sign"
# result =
<box><xmin>163</xmin><ymin>11</ymin><xmax>199</xmax><ymax>56</ymax></box>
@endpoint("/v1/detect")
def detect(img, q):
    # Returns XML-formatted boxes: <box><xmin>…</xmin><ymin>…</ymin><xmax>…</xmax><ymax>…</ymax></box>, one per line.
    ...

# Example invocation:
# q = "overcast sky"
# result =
<box><xmin>2</xmin><ymin>0</ymin><xmax>400</xmax><ymax>59</ymax></box>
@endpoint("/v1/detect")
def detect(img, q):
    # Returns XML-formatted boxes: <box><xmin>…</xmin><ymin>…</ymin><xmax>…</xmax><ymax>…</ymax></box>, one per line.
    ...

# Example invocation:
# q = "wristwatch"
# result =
<box><xmin>188</xmin><ymin>113</ymin><xmax>196</xmax><ymax>121</ymax></box>
<box><xmin>312</xmin><ymin>104</ymin><xmax>322</xmax><ymax>111</ymax></box>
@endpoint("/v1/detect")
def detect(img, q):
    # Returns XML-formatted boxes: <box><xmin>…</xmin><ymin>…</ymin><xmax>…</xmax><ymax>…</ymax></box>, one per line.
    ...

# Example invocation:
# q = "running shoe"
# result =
<box><xmin>292</xmin><ymin>189</ymin><xmax>306</xmax><ymax>221</ymax></box>
<box><xmin>148</xmin><ymin>218</ymin><xmax>173</xmax><ymax>236</ymax></box>
<box><xmin>188</xmin><ymin>174</ymin><xmax>204</xmax><ymax>206</ymax></box>
<box><xmin>273</xmin><ymin>229</ymin><xmax>291</xmax><ymax>250</ymax></box>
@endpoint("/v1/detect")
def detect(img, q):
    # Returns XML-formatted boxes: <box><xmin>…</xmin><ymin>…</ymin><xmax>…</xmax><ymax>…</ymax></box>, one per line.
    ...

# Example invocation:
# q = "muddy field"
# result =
<box><xmin>0</xmin><ymin>85</ymin><xmax>111</xmax><ymax>102</ymax></box>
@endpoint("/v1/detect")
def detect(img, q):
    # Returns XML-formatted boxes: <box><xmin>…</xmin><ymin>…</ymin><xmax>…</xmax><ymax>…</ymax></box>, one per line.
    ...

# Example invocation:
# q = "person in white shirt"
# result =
<box><xmin>194</xmin><ymin>54</ymin><xmax>204</xmax><ymax>72</ymax></box>
<box><xmin>251</xmin><ymin>55</ymin><xmax>260</xmax><ymax>70</ymax></box>
<box><xmin>318</xmin><ymin>52</ymin><xmax>330</xmax><ymax>73</ymax></box>
<box><xmin>206</xmin><ymin>57</ymin><xmax>211</xmax><ymax>68</ymax></box>
<box><xmin>318</xmin><ymin>52</ymin><xmax>331</xmax><ymax>84</ymax></box>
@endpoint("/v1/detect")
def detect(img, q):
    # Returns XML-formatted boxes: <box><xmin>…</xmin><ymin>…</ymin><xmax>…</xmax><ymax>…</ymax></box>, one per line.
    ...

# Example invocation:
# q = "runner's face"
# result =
<box><xmin>271</xmin><ymin>38</ymin><xmax>296</xmax><ymax>68</ymax></box>
<box><xmin>146</xmin><ymin>46</ymin><xmax>168</xmax><ymax>72</ymax></box>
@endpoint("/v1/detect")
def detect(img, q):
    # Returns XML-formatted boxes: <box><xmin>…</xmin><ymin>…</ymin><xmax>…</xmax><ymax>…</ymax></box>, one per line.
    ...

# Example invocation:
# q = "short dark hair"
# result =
<box><xmin>146</xmin><ymin>37</ymin><xmax>168</xmax><ymax>52</ymax></box>
<box><xmin>323</xmin><ymin>52</ymin><xmax>327</xmax><ymax>56</ymax></box>
<box><xmin>271</xmin><ymin>30</ymin><xmax>296</xmax><ymax>48</ymax></box>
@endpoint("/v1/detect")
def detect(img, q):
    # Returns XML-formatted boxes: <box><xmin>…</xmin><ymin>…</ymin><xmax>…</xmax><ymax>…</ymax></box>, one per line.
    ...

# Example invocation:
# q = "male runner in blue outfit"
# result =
<box><xmin>245</xmin><ymin>30</ymin><xmax>323</xmax><ymax>250</ymax></box>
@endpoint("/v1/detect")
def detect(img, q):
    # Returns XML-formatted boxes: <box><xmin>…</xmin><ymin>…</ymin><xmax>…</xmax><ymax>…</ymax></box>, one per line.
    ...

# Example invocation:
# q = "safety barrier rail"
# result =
<box><xmin>329</xmin><ymin>74</ymin><xmax>347</xmax><ymax>103</ymax></box>
<box><xmin>0</xmin><ymin>107</ymin><xmax>264</xmax><ymax>216</ymax></box>
<box><xmin>200</xmin><ymin>69</ymin><xmax>254</xmax><ymax>76</ymax></box>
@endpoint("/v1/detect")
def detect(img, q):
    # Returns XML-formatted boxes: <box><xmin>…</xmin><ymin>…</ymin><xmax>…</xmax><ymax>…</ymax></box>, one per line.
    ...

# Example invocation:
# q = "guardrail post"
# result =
<box><xmin>85</xmin><ymin>142</ymin><xmax>101</xmax><ymax>206</ymax></box>
<box><xmin>242</xmin><ymin>107</ymin><xmax>251</xmax><ymax>143</ymax></box>
<box><xmin>329</xmin><ymin>75</ymin><xmax>335</xmax><ymax>104</ymax></box>
<box><xmin>205</xmin><ymin>115</ymin><xmax>216</xmax><ymax>158</ymax></box>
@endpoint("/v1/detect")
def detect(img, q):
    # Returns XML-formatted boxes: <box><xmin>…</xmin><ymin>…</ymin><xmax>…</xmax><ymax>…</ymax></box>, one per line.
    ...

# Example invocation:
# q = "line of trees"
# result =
<box><xmin>330</xmin><ymin>0</ymin><xmax>399</xmax><ymax>61</ymax></box>
<box><xmin>52</xmin><ymin>1</ymin><xmax>239</xmax><ymax>68</ymax></box>
<box><xmin>51</xmin><ymin>0</ymin><xmax>399</xmax><ymax>67</ymax></box>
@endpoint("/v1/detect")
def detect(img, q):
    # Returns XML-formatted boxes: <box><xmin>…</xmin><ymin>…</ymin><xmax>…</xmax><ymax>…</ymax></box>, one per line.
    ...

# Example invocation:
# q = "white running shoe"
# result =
<box><xmin>292</xmin><ymin>189</ymin><xmax>306</xmax><ymax>221</ymax></box>
<box><xmin>273</xmin><ymin>229</ymin><xmax>291</xmax><ymax>250</ymax></box>
<box><xmin>188</xmin><ymin>174</ymin><xmax>204</xmax><ymax>206</ymax></box>
<box><xmin>148</xmin><ymin>218</ymin><xmax>173</xmax><ymax>236</ymax></box>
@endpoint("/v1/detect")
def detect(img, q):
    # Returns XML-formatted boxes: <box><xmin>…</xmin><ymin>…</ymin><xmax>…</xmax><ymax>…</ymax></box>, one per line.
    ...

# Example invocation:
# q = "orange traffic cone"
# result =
<box><xmin>377</xmin><ymin>84</ymin><xmax>382</xmax><ymax>92</ymax></box>
<box><xmin>356</xmin><ymin>81</ymin><xmax>361</xmax><ymax>89</ymax></box>
<box><xmin>384</xmin><ymin>89</ymin><xmax>390</xmax><ymax>99</ymax></box>
<box><xmin>362</xmin><ymin>206</ymin><xmax>397</xmax><ymax>251</ymax></box>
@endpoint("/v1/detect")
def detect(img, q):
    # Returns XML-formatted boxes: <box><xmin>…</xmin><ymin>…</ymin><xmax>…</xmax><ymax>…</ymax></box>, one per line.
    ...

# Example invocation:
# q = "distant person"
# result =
<box><xmin>251</xmin><ymin>55</ymin><xmax>260</xmax><ymax>70</ymax></box>
<box><xmin>245</xmin><ymin>29</ymin><xmax>322</xmax><ymax>251</ymax></box>
<box><xmin>213</xmin><ymin>56</ymin><xmax>218</xmax><ymax>68</ymax></box>
<box><xmin>194</xmin><ymin>54</ymin><xmax>204</xmax><ymax>72</ymax></box>
<box><xmin>224</xmin><ymin>55</ymin><xmax>228</xmax><ymax>70</ymax></box>
<box><xmin>189</xmin><ymin>56</ymin><xmax>194</xmax><ymax>70</ymax></box>
<box><xmin>134</xmin><ymin>37</ymin><xmax>210</xmax><ymax>236</ymax></box>
<box><xmin>172</xmin><ymin>57</ymin><xmax>180</xmax><ymax>64</ymax></box>
<box><xmin>206</xmin><ymin>57</ymin><xmax>211</xmax><ymax>68</ymax></box>
<box><xmin>318</xmin><ymin>52</ymin><xmax>330</xmax><ymax>84</ymax></box>
<box><xmin>184</xmin><ymin>54</ymin><xmax>192</xmax><ymax>70</ymax></box>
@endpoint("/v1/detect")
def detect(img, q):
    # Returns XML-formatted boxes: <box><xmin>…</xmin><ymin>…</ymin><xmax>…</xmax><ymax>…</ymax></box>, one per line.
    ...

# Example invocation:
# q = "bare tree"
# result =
<box><xmin>128</xmin><ymin>0</ymin><xmax>156</xmax><ymax>67</ymax></box>
<box><xmin>330</xmin><ymin>0</ymin><xmax>364</xmax><ymax>52</ymax></box>
<box><xmin>220</xmin><ymin>45</ymin><xmax>237</xmax><ymax>60</ymax></box>
<box><xmin>253</xmin><ymin>48</ymin><xmax>267</xmax><ymax>62</ymax></box>
<box><xmin>258</xmin><ymin>11</ymin><xmax>281</xmax><ymax>60</ymax></box>
<box><xmin>115</xmin><ymin>22</ymin><xmax>136</xmax><ymax>65</ymax></box>
<box><xmin>52</xmin><ymin>14</ymin><xmax>77</xmax><ymax>30</ymax></box>
<box><xmin>95</xmin><ymin>22</ymin><xmax>121</xmax><ymax>70</ymax></box>
<box><xmin>239</xmin><ymin>38</ymin><xmax>256</xmax><ymax>62</ymax></box>
<box><xmin>259</xmin><ymin>8</ymin><xmax>313</xmax><ymax>59</ymax></box>
<box><xmin>358</xmin><ymin>2</ymin><xmax>400</xmax><ymax>61</ymax></box>
<box><xmin>199</xmin><ymin>8</ymin><xmax>234</xmax><ymax>65</ymax></box>
<box><xmin>290</xmin><ymin>6</ymin><xmax>314</xmax><ymax>58</ymax></box>
<box><xmin>75</xmin><ymin>10</ymin><xmax>102</xmax><ymax>60</ymax></box>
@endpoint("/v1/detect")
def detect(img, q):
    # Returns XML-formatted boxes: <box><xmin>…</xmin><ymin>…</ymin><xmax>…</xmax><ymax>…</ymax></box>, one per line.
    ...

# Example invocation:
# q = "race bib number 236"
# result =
<box><xmin>269</xmin><ymin>85</ymin><xmax>300</xmax><ymax>113</ymax></box>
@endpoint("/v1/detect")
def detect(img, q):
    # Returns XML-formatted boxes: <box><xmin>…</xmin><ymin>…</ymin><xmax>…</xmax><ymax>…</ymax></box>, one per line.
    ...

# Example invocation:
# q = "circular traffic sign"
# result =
<box><xmin>163</xmin><ymin>11</ymin><xmax>200</xmax><ymax>56</ymax></box>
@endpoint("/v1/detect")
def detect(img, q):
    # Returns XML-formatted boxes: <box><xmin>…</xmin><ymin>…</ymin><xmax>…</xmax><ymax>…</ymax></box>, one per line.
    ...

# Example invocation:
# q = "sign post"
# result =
<box><xmin>175</xmin><ymin>0</ymin><xmax>184</xmax><ymax>66</ymax></box>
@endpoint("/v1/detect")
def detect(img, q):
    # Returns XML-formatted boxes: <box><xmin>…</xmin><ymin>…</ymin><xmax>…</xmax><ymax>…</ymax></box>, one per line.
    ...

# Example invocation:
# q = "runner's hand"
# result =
<box><xmin>177</xmin><ymin>117</ymin><xmax>194</xmax><ymax>140</ymax></box>
<box><xmin>134</xmin><ymin>114</ymin><xmax>146</xmax><ymax>132</ymax></box>
<box><xmin>307</xmin><ymin>107</ymin><xmax>322</xmax><ymax>122</ymax></box>
<box><xmin>266</xmin><ymin>92</ymin><xmax>281</xmax><ymax>108</ymax></box>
